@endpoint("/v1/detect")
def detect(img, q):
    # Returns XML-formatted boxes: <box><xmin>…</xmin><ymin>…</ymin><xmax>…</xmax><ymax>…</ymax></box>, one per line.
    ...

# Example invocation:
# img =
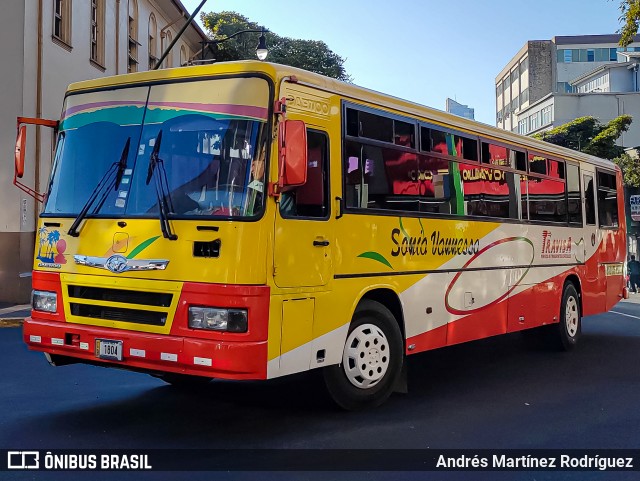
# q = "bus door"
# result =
<box><xmin>273</xmin><ymin>129</ymin><xmax>334</xmax><ymax>288</ymax></box>
<box><xmin>582</xmin><ymin>172</ymin><xmax>604</xmax><ymax>313</ymax></box>
<box><xmin>273</xmin><ymin>128</ymin><xmax>333</xmax><ymax>375</ymax></box>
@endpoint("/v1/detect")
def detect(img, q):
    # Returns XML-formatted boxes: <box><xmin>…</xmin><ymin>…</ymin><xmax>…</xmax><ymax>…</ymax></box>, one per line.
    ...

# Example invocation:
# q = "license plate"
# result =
<box><xmin>96</xmin><ymin>339</ymin><xmax>123</xmax><ymax>361</ymax></box>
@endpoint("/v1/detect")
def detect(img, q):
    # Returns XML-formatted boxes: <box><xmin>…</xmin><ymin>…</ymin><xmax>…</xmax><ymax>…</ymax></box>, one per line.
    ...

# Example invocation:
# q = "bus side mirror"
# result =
<box><xmin>270</xmin><ymin>119</ymin><xmax>307</xmax><ymax>197</ymax></box>
<box><xmin>15</xmin><ymin>125</ymin><xmax>26</xmax><ymax>178</ymax></box>
<box><xmin>13</xmin><ymin>116</ymin><xmax>59</xmax><ymax>203</ymax></box>
<box><xmin>281</xmin><ymin>120</ymin><xmax>307</xmax><ymax>189</ymax></box>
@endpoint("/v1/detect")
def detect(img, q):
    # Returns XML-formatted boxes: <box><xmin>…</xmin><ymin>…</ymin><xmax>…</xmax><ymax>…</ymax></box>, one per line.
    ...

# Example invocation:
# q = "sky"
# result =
<box><xmin>181</xmin><ymin>0</ymin><xmax>623</xmax><ymax>126</ymax></box>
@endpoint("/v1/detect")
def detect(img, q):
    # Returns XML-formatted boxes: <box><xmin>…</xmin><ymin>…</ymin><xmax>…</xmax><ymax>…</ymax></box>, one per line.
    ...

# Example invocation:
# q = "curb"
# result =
<box><xmin>0</xmin><ymin>319</ymin><xmax>23</xmax><ymax>327</ymax></box>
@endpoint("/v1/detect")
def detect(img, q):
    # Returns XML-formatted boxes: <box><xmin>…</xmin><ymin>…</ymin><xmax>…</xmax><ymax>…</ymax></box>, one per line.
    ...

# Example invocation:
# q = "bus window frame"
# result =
<box><xmin>595</xmin><ymin>168</ymin><xmax>620</xmax><ymax>230</ymax></box>
<box><xmin>279</xmin><ymin>128</ymin><xmax>331</xmax><ymax>222</ymax></box>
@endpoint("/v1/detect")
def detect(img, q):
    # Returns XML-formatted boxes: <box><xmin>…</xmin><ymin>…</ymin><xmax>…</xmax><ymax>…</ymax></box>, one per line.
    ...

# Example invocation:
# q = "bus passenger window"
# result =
<box><xmin>584</xmin><ymin>174</ymin><xmax>596</xmax><ymax>225</ymax></box>
<box><xmin>481</xmin><ymin>142</ymin><xmax>508</xmax><ymax>167</ymax></box>
<box><xmin>418</xmin><ymin>154</ymin><xmax>452</xmax><ymax>214</ymax></box>
<box><xmin>459</xmin><ymin>164</ymin><xmax>518</xmax><ymax>219</ymax></box>
<box><xmin>597</xmin><ymin>171</ymin><xmax>618</xmax><ymax>228</ymax></box>
<box><xmin>511</xmin><ymin>149</ymin><xmax>527</xmax><ymax>171</ymax></box>
<box><xmin>526</xmin><ymin>177</ymin><xmax>567</xmax><ymax>223</ymax></box>
<box><xmin>567</xmin><ymin>164</ymin><xmax>582</xmax><ymax>226</ymax></box>
<box><xmin>529</xmin><ymin>153</ymin><xmax>547</xmax><ymax>175</ymax></box>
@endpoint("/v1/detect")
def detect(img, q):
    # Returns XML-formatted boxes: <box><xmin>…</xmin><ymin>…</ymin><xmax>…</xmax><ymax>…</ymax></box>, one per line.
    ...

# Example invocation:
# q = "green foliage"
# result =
<box><xmin>613</xmin><ymin>151</ymin><xmax>640</xmax><ymax>187</ymax></box>
<box><xmin>583</xmin><ymin>115</ymin><xmax>632</xmax><ymax>159</ymax></box>
<box><xmin>619</xmin><ymin>0</ymin><xmax>640</xmax><ymax>47</ymax></box>
<box><xmin>533</xmin><ymin>115</ymin><xmax>631</xmax><ymax>160</ymax></box>
<box><xmin>200</xmin><ymin>11</ymin><xmax>350</xmax><ymax>81</ymax></box>
<box><xmin>535</xmin><ymin>114</ymin><xmax>640</xmax><ymax>186</ymax></box>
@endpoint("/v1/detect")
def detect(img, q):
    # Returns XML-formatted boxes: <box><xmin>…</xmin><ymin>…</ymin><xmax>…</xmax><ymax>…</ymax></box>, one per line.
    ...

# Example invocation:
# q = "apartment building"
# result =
<box><xmin>0</xmin><ymin>1</ymin><xmax>205</xmax><ymax>303</ymax></box>
<box><xmin>495</xmin><ymin>34</ymin><xmax>640</xmax><ymax>135</ymax></box>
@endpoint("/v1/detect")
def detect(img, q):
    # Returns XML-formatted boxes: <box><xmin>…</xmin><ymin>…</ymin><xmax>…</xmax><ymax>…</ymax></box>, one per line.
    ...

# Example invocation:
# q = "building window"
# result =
<box><xmin>541</xmin><ymin>105</ymin><xmax>553</xmax><ymax>126</ymax></box>
<box><xmin>587</xmin><ymin>49</ymin><xmax>595</xmax><ymax>62</ymax></box>
<box><xmin>90</xmin><ymin>0</ymin><xmax>105</xmax><ymax>66</ymax></box>
<box><xmin>502</xmin><ymin>78</ymin><xmax>509</xmax><ymax>99</ymax></box>
<box><xmin>163</xmin><ymin>31</ymin><xmax>173</xmax><ymax>68</ymax></box>
<box><xmin>556</xmin><ymin>82</ymin><xmax>573</xmax><ymax>93</ymax></box>
<box><xmin>148</xmin><ymin>14</ymin><xmax>158</xmax><ymax>70</ymax></box>
<box><xmin>128</xmin><ymin>0</ymin><xmax>139</xmax><ymax>73</ymax></box>
<box><xmin>519</xmin><ymin>57</ymin><xmax>528</xmax><ymax>74</ymax></box>
<box><xmin>180</xmin><ymin>45</ymin><xmax>187</xmax><ymax>66</ymax></box>
<box><xmin>511</xmin><ymin>68</ymin><xmax>519</xmax><ymax>84</ymax></box>
<box><xmin>53</xmin><ymin>0</ymin><xmax>72</xmax><ymax>46</ymax></box>
<box><xmin>520</xmin><ymin>88</ymin><xmax>529</xmax><ymax>104</ymax></box>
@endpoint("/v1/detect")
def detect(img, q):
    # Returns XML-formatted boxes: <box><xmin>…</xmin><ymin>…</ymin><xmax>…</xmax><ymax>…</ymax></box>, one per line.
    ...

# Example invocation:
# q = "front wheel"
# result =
<box><xmin>323</xmin><ymin>300</ymin><xmax>403</xmax><ymax>410</ymax></box>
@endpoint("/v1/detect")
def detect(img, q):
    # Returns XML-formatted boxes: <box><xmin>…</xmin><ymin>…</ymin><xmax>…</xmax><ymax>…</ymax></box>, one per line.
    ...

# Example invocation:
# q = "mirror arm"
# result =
<box><xmin>269</xmin><ymin>97</ymin><xmax>289</xmax><ymax>199</ymax></box>
<box><xmin>14</xmin><ymin>117</ymin><xmax>59</xmax><ymax>203</ymax></box>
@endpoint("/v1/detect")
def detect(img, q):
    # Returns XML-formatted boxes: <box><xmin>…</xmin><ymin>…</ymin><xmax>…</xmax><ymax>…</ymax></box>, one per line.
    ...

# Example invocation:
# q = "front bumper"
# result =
<box><xmin>23</xmin><ymin>317</ymin><xmax>268</xmax><ymax>380</ymax></box>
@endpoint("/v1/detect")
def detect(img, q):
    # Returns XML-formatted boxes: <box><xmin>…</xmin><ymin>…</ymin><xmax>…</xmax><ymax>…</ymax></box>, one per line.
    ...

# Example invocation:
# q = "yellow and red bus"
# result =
<box><xmin>15</xmin><ymin>61</ymin><xmax>626</xmax><ymax>409</ymax></box>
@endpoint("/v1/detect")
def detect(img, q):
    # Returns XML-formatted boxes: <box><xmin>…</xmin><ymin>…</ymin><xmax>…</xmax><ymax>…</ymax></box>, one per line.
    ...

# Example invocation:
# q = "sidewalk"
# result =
<box><xmin>0</xmin><ymin>304</ymin><xmax>30</xmax><ymax>326</ymax></box>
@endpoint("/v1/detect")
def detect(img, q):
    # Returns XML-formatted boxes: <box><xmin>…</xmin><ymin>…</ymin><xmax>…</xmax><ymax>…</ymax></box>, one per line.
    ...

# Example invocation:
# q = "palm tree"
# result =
<box><xmin>46</xmin><ymin>230</ymin><xmax>60</xmax><ymax>259</ymax></box>
<box><xmin>37</xmin><ymin>227</ymin><xmax>48</xmax><ymax>259</ymax></box>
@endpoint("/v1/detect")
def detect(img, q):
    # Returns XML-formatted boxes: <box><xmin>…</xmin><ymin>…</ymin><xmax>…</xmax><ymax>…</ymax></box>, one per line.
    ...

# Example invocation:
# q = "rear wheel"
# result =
<box><xmin>323</xmin><ymin>300</ymin><xmax>403</xmax><ymax>410</ymax></box>
<box><xmin>557</xmin><ymin>282</ymin><xmax>581</xmax><ymax>351</ymax></box>
<box><xmin>522</xmin><ymin>282</ymin><xmax>581</xmax><ymax>351</ymax></box>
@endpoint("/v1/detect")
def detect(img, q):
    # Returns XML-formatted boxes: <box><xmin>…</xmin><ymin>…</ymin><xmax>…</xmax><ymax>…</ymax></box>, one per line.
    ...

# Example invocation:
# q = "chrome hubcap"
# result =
<box><xmin>342</xmin><ymin>324</ymin><xmax>390</xmax><ymax>389</ymax></box>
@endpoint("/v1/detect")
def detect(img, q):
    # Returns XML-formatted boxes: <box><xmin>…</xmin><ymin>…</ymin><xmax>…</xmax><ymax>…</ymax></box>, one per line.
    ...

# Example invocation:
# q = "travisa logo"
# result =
<box><xmin>541</xmin><ymin>230</ymin><xmax>572</xmax><ymax>259</ymax></box>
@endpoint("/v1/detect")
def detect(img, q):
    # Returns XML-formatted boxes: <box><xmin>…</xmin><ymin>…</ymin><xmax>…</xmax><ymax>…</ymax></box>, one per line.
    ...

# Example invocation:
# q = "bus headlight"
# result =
<box><xmin>188</xmin><ymin>307</ymin><xmax>248</xmax><ymax>333</ymax></box>
<box><xmin>32</xmin><ymin>290</ymin><xmax>57</xmax><ymax>313</ymax></box>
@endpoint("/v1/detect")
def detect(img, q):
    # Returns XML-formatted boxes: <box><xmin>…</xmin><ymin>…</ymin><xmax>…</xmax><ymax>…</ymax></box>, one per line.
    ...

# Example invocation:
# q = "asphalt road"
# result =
<box><xmin>1</xmin><ymin>301</ymin><xmax>640</xmax><ymax>481</ymax></box>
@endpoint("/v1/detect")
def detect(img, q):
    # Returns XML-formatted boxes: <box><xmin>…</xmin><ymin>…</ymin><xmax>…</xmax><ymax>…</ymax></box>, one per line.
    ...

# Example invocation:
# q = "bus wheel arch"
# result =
<box><xmin>323</xmin><ymin>291</ymin><xmax>405</xmax><ymax>410</ymax></box>
<box><xmin>540</xmin><ymin>277</ymin><xmax>582</xmax><ymax>351</ymax></box>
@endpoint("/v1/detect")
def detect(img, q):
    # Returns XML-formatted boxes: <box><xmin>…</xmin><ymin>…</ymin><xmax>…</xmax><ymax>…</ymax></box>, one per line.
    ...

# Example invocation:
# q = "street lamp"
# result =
<box><xmin>201</xmin><ymin>27</ymin><xmax>269</xmax><ymax>62</ymax></box>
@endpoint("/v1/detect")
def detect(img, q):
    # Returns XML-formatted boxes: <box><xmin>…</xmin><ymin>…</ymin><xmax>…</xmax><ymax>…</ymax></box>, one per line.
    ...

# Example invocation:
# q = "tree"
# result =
<box><xmin>533</xmin><ymin>115</ymin><xmax>640</xmax><ymax>186</ymax></box>
<box><xmin>200</xmin><ymin>11</ymin><xmax>351</xmax><ymax>81</ymax></box>
<box><xmin>619</xmin><ymin>0</ymin><xmax>640</xmax><ymax>47</ymax></box>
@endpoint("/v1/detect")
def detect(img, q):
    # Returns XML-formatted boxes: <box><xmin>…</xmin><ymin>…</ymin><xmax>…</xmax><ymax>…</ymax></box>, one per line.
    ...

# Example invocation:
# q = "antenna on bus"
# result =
<box><xmin>154</xmin><ymin>0</ymin><xmax>208</xmax><ymax>70</ymax></box>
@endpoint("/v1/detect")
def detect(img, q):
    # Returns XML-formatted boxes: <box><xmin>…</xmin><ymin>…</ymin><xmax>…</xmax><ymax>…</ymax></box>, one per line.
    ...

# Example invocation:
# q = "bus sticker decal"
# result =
<box><xmin>36</xmin><ymin>227</ymin><xmax>66</xmax><ymax>266</ymax></box>
<box><xmin>357</xmin><ymin>251</ymin><xmax>393</xmax><ymax>269</ymax></box>
<box><xmin>444</xmin><ymin>236</ymin><xmax>534</xmax><ymax>315</ymax></box>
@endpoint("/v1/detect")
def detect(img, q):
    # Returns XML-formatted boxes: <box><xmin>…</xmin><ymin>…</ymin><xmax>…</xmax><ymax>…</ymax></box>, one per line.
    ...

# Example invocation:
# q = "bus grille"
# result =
<box><xmin>69</xmin><ymin>303</ymin><xmax>167</xmax><ymax>326</ymax></box>
<box><xmin>67</xmin><ymin>285</ymin><xmax>173</xmax><ymax>326</ymax></box>
<box><xmin>68</xmin><ymin>285</ymin><xmax>172</xmax><ymax>306</ymax></box>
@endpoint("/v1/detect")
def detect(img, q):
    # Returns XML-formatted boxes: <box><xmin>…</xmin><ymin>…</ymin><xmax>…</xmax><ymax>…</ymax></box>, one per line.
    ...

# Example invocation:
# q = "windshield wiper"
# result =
<box><xmin>146</xmin><ymin>130</ymin><xmax>177</xmax><ymax>240</ymax></box>
<box><xmin>68</xmin><ymin>137</ymin><xmax>131</xmax><ymax>237</ymax></box>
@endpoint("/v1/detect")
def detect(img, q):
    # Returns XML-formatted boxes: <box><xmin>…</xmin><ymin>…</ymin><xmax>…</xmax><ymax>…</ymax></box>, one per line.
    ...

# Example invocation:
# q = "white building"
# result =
<box><xmin>514</xmin><ymin>53</ymin><xmax>640</xmax><ymax>150</ymax></box>
<box><xmin>0</xmin><ymin>1</ymin><xmax>205</xmax><ymax>303</ymax></box>
<box><xmin>495</xmin><ymin>34</ymin><xmax>640</xmax><ymax>135</ymax></box>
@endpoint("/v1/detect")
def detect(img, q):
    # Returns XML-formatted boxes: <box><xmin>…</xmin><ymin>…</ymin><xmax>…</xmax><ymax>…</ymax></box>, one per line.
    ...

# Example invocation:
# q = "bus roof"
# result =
<box><xmin>67</xmin><ymin>60</ymin><xmax>618</xmax><ymax>172</ymax></box>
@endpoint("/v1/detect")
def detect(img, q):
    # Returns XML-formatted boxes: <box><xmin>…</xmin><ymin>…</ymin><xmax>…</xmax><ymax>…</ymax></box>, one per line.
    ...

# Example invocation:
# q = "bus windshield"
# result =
<box><xmin>44</xmin><ymin>77</ymin><xmax>270</xmax><ymax>219</ymax></box>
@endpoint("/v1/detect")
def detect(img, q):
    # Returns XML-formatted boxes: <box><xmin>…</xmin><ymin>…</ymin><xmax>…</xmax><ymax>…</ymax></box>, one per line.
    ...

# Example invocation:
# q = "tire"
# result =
<box><xmin>153</xmin><ymin>373</ymin><xmax>212</xmax><ymax>388</ymax></box>
<box><xmin>546</xmin><ymin>282</ymin><xmax>581</xmax><ymax>351</ymax></box>
<box><xmin>323</xmin><ymin>300</ymin><xmax>403</xmax><ymax>410</ymax></box>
